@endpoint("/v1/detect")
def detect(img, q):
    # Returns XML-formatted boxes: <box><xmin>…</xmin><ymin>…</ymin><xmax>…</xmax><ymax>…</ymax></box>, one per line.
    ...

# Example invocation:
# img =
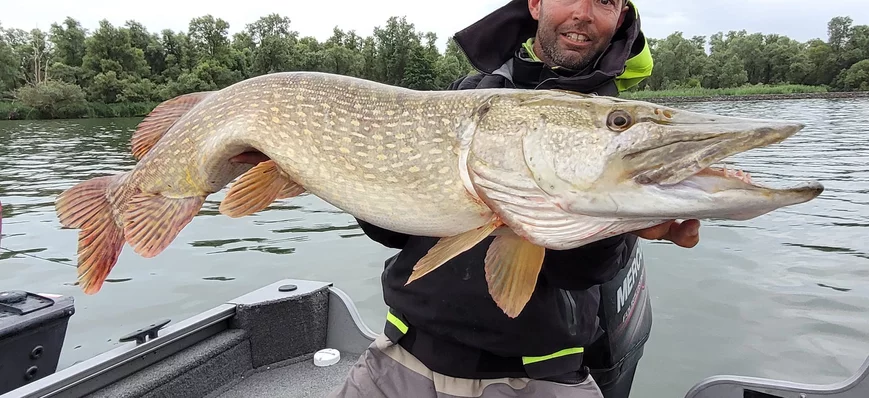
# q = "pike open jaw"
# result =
<box><xmin>617</xmin><ymin>111</ymin><xmax>818</xmax><ymax>192</ymax></box>
<box><xmin>606</xmin><ymin>112</ymin><xmax>826</xmax><ymax>220</ymax></box>
<box><xmin>668</xmin><ymin>163</ymin><xmax>776</xmax><ymax>195</ymax></box>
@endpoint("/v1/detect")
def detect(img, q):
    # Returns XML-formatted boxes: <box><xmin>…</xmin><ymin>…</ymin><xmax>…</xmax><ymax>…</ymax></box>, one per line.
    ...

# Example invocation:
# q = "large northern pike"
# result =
<box><xmin>55</xmin><ymin>71</ymin><xmax>823</xmax><ymax>317</ymax></box>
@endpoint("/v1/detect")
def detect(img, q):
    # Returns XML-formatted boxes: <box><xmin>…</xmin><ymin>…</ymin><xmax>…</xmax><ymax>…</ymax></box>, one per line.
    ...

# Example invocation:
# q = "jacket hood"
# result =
<box><xmin>452</xmin><ymin>0</ymin><xmax>652</xmax><ymax>90</ymax></box>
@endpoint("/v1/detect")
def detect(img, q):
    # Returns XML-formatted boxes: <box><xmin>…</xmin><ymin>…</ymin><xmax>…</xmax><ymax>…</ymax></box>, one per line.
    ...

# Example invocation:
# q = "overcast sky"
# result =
<box><xmin>4</xmin><ymin>0</ymin><xmax>869</xmax><ymax>49</ymax></box>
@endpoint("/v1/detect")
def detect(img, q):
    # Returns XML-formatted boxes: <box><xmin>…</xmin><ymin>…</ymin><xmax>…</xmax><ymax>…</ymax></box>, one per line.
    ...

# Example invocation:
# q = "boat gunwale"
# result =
<box><xmin>2</xmin><ymin>279</ymin><xmax>347</xmax><ymax>398</ymax></box>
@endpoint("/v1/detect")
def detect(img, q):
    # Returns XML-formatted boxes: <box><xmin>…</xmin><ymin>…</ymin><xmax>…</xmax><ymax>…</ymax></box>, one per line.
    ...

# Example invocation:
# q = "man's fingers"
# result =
<box><xmin>633</xmin><ymin>221</ymin><xmax>675</xmax><ymax>240</ymax></box>
<box><xmin>667</xmin><ymin>219</ymin><xmax>701</xmax><ymax>248</ymax></box>
<box><xmin>631</xmin><ymin>219</ymin><xmax>701</xmax><ymax>248</ymax></box>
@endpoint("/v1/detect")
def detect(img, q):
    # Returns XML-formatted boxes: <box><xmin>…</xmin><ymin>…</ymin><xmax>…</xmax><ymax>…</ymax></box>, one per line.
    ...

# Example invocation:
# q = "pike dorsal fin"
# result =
<box><xmin>131</xmin><ymin>91</ymin><xmax>214</xmax><ymax>160</ymax></box>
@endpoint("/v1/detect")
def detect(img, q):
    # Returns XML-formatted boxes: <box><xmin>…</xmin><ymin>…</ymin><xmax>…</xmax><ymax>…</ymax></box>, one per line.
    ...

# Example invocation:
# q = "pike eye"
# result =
<box><xmin>606</xmin><ymin>110</ymin><xmax>632</xmax><ymax>132</ymax></box>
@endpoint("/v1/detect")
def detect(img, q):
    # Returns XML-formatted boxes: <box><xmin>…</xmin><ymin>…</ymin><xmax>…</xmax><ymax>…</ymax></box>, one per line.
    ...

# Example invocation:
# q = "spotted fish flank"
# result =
<box><xmin>55</xmin><ymin>71</ymin><xmax>822</xmax><ymax>318</ymax></box>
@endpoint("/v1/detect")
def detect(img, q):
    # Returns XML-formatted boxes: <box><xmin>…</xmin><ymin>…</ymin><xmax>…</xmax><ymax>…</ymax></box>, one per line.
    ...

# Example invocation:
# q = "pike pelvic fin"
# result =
<box><xmin>55</xmin><ymin>174</ymin><xmax>126</xmax><ymax>295</ymax></box>
<box><xmin>131</xmin><ymin>91</ymin><xmax>214</xmax><ymax>160</ymax></box>
<box><xmin>405</xmin><ymin>217</ymin><xmax>502</xmax><ymax>285</ymax></box>
<box><xmin>484</xmin><ymin>233</ymin><xmax>546</xmax><ymax>318</ymax></box>
<box><xmin>123</xmin><ymin>193</ymin><xmax>205</xmax><ymax>258</ymax></box>
<box><xmin>219</xmin><ymin>160</ymin><xmax>305</xmax><ymax>218</ymax></box>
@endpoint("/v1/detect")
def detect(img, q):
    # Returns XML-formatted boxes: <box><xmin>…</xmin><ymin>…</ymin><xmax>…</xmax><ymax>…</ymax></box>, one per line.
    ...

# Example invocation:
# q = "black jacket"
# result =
<box><xmin>358</xmin><ymin>0</ymin><xmax>650</xmax><ymax>381</ymax></box>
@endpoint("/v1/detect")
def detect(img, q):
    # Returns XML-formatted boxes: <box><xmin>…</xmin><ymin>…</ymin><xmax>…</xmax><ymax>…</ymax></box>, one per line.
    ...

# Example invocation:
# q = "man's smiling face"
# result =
<box><xmin>528</xmin><ymin>0</ymin><xmax>629</xmax><ymax>70</ymax></box>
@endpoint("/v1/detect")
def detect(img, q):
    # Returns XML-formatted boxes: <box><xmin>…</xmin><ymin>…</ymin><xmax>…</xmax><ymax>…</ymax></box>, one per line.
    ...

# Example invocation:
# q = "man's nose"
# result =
<box><xmin>568</xmin><ymin>0</ymin><xmax>595</xmax><ymax>22</ymax></box>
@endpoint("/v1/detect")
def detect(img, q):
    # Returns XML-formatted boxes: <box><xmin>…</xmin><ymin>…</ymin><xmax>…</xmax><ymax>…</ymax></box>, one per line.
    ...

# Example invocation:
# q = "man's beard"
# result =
<box><xmin>536</xmin><ymin>24</ymin><xmax>607</xmax><ymax>71</ymax></box>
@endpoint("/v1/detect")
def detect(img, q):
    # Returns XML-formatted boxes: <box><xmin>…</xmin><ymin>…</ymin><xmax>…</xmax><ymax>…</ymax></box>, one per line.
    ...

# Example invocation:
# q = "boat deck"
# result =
<box><xmin>3</xmin><ymin>280</ymin><xmax>377</xmax><ymax>398</ymax></box>
<box><xmin>213</xmin><ymin>351</ymin><xmax>357</xmax><ymax>398</ymax></box>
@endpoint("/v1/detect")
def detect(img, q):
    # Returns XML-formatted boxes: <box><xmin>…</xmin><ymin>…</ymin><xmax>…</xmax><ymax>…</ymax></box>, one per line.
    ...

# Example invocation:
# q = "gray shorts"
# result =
<box><xmin>327</xmin><ymin>334</ymin><xmax>605</xmax><ymax>398</ymax></box>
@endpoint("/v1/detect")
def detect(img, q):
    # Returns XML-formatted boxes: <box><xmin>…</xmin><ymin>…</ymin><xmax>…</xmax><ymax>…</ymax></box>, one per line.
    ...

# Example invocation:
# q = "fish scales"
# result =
<box><xmin>130</xmin><ymin>72</ymin><xmax>496</xmax><ymax>238</ymax></box>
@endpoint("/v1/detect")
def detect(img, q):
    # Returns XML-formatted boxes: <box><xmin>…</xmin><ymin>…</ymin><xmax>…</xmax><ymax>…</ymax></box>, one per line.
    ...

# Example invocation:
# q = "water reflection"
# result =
<box><xmin>0</xmin><ymin>247</ymin><xmax>47</xmax><ymax>260</ymax></box>
<box><xmin>190</xmin><ymin>238</ymin><xmax>268</xmax><ymax>247</ymax></box>
<box><xmin>818</xmin><ymin>283</ymin><xmax>852</xmax><ymax>293</ymax></box>
<box><xmin>272</xmin><ymin>224</ymin><xmax>360</xmax><ymax>234</ymax></box>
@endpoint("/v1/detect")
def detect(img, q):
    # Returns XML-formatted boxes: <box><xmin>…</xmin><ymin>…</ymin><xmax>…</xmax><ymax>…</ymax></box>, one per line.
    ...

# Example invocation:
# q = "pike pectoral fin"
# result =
<box><xmin>484</xmin><ymin>234</ymin><xmax>545</xmax><ymax>318</ymax></box>
<box><xmin>405</xmin><ymin>218</ymin><xmax>502</xmax><ymax>285</ymax></box>
<box><xmin>278</xmin><ymin>183</ymin><xmax>306</xmax><ymax>199</ymax></box>
<box><xmin>124</xmin><ymin>193</ymin><xmax>205</xmax><ymax>258</ymax></box>
<box><xmin>54</xmin><ymin>174</ymin><xmax>126</xmax><ymax>294</ymax></box>
<box><xmin>131</xmin><ymin>91</ymin><xmax>213</xmax><ymax>160</ymax></box>
<box><xmin>219</xmin><ymin>160</ymin><xmax>305</xmax><ymax>218</ymax></box>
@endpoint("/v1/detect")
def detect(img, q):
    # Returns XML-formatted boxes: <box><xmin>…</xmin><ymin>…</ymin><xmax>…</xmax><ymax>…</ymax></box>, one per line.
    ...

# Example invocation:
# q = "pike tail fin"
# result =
<box><xmin>123</xmin><ymin>193</ymin><xmax>205</xmax><ymax>258</ymax></box>
<box><xmin>219</xmin><ymin>160</ymin><xmax>305</xmax><ymax>218</ymax></box>
<box><xmin>484</xmin><ymin>233</ymin><xmax>546</xmax><ymax>318</ymax></box>
<box><xmin>55</xmin><ymin>174</ymin><xmax>127</xmax><ymax>294</ymax></box>
<box><xmin>131</xmin><ymin>91</ymin><xmax>214</xmax><ymax>160</ymax></box>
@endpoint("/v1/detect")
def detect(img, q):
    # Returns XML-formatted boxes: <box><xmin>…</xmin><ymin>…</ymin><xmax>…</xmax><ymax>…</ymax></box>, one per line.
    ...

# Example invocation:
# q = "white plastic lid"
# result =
<box><xmin>313</xmin><ymin>348</ymin><xmax>341</xmax><ymax>367</ymax></box>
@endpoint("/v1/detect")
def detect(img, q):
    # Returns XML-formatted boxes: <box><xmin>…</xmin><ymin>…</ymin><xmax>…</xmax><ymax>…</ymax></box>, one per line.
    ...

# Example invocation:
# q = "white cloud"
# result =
<box><xmin>3</xmin><ymin>0</ymin><xmax>868</xmax><ymax>49</ymax></box>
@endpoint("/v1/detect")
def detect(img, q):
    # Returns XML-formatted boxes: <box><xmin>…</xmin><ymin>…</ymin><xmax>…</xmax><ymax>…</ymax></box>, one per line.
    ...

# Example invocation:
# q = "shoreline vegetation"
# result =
<box><xmin>621</xmin><ymin>85</ymin><xmax>869</xmax><ymax>102</ymax></box>
<box><xmin>3</xmin><ymin>85</ymin><xmax>867</xmax><ymax>121</ymax></box>
<box><xmin>2</xmin><ymin>13</ymin><xmax>868</xmax><ymax>121</ymax></box>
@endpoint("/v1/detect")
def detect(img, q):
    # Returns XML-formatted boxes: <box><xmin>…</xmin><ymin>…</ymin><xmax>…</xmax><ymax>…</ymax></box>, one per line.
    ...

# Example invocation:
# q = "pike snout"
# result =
<box><xmin>618</xmin><ymin>108</ymin><xmax>806</xmax><ymax>186</ymax></box>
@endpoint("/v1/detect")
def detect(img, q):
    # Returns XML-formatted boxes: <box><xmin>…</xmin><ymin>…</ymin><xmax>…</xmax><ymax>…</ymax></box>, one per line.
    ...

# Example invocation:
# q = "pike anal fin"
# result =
<box><xmin>54</xmin><ymin>174</ymin><xmax>126</xmax><ymax>294</ymax></box>
<box><xmin>405</xmin><ymin>218</ymin><xmax>501</xmax><ymax>285</ymax></box>
<box><xmin>484</xmin><ymin>234</ymin><xmax>546</xmax><ymax>318</ymax></box>
<box><xmin>124</xmin><ymin>193</ymin><xmax>205</xmax><ymax>258</ymax></box>
<box><xmin>219</xmin><ymin>160</ymin><xmax>305</xmax><ymax>218</ymax></box>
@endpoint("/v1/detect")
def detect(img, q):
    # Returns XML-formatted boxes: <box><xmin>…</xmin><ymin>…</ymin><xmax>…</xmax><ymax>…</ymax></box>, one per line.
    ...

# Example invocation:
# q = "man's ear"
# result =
<box><xmin>617</xmin><ymin>4</ymin><xmax>629</xmax><ymax>29</ymax></box>
<box><xmin>528</xmin><ymin>0</ymin><xmax>542</xmax><ymax>20</ymax></box>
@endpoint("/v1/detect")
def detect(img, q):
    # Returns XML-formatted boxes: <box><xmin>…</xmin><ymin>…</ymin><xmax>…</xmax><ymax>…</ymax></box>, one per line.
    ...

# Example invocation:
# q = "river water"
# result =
<box><xmin>1</xmin><ymin>97</ymin><xmax>867</xmax><ymax>397</ymax></box>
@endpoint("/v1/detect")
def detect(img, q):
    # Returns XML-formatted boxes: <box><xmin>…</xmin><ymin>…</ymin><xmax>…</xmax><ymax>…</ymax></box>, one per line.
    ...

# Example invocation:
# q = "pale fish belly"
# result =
<box><xmin>240</xmin><ymin>73</ymin><xmax>495</xmax><ymax>237</ymax></box>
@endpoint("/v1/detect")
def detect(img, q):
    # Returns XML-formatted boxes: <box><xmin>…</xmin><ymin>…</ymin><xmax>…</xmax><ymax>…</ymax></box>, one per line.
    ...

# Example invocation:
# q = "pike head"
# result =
<box><xmin>464</xmin><ymin>90</ymin><xmax>824</xmax><ymax>250</ymax></box>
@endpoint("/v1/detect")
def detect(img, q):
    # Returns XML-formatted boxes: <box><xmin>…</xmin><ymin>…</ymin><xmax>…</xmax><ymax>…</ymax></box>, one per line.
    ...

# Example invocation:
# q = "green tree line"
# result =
<box><xmin>0</xmin><ymin>14</ymin><xmax>867</xmax><ymax>120</ymax></box>
<box><xmin>641</xmin><ymin>16</ymin><xmax>869</xmax><ymax>92</ymax></box>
